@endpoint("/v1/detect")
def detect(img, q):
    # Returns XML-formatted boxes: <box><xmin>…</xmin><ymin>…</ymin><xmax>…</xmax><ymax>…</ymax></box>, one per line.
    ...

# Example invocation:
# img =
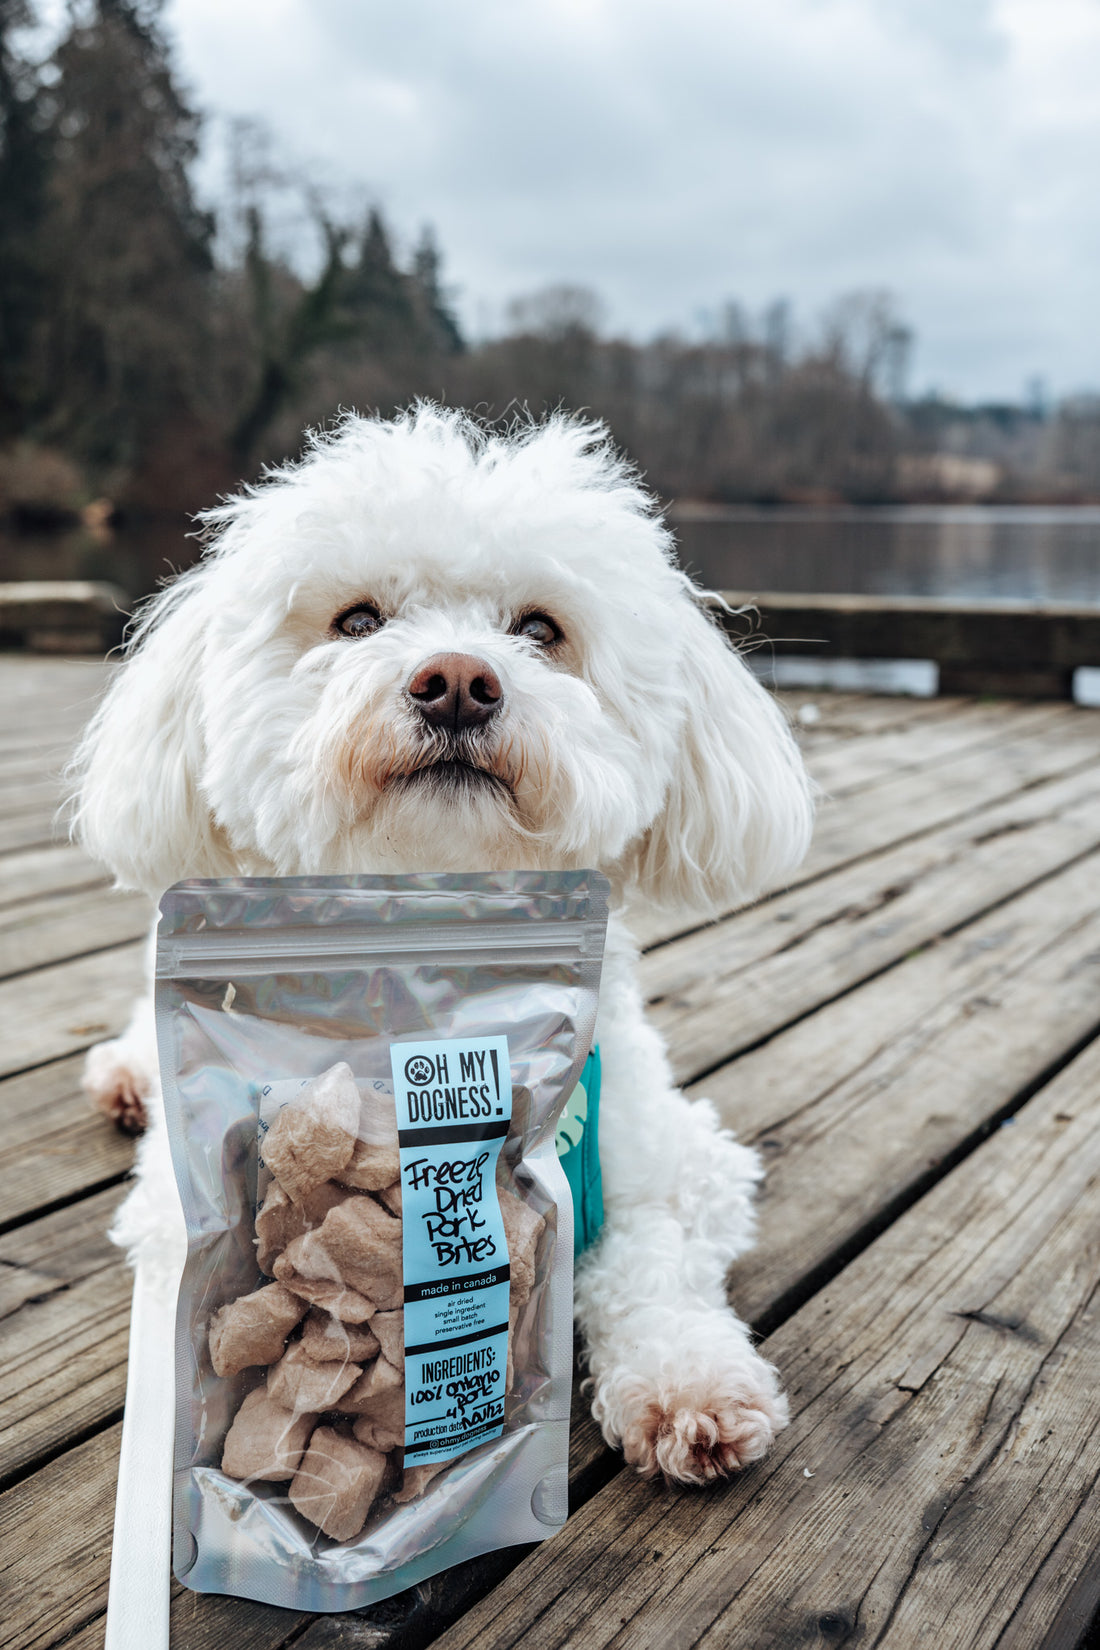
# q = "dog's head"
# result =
<box><xmin>71</xmin><ymin>407</ymin><xmax>812</xmax><ymax>913</ymax></box>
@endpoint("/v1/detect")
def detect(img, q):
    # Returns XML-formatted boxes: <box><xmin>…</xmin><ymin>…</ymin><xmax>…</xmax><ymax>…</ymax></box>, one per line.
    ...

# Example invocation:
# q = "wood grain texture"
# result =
<box><xmin>643</xmin><ymin>759</ymin><xmax>1100</xmax><ymax>1081</ymax></box>
<box><xmin>803</xmin><ymin>697</ymin><xmax>1067</xmax><ymax>799</ymax></box>
<box><xmin>0</xmin><ymin>939</ymin><xmax>145</xmax><ymax>1078</ymax></box>
<box><xmin>0</xmin><ymin>883</ymin><xmax>150</xmax><ymax>981</ymax></box>
<box><xmin>430</xmin><ymin>1036</ymin><xmax>1100</xmax><ymax>1650</ymax></box>
<box><xmin>0</xmin><ymin>843</ymin><xmax>107</xmax><ymax>910</ymax></box>
<box><xmin>631</xmin><ymin>699</ymin><xmax>1099</xmax><ymax>952</ymax></box>
<box><xmin>0</xmin><ymin>1185</ymin><xmax>130</xmax><ymax>1485</ymax></box>
<box><xmin>0</xmin><ymin>1422</ymin><xmax>120</xmax><ymax>1650</ymax></box>
<box><xmin>0</xmin><ymin>808</ymin><xmax>69</xmax><ymax>856</ymax></box>
<box><xmin>0</xmin><ymin>1055</ymin><xmax>134</xmax><ymax>1226</ymax></box>
<box><xmin>710</xmin><ymin>847</ymin><xmax>1100</xmax><ymax>1322</ymax></box>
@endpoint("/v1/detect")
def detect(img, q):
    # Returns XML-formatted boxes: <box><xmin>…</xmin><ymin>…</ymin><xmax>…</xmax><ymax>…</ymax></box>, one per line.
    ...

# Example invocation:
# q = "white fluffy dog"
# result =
<box><xmin>72</xmin><ymin>406</ymin><xmax>812</xmax><ymax>1486</ymax></box>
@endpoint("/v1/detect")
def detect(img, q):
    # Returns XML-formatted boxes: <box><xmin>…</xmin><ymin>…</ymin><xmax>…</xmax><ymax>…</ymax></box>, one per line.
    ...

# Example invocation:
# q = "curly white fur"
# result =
<box><xmin>72</xmin><ymin>405</ymin><xmax>812</xmax><ymax>1484</ymax></box>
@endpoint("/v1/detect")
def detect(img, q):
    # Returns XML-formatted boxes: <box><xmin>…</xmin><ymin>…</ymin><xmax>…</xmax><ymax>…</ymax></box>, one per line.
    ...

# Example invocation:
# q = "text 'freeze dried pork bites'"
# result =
<box><xmin>211</xmin><ymin>1061</ymin><xmax>546</xmax><ymax>1544</ymax></box>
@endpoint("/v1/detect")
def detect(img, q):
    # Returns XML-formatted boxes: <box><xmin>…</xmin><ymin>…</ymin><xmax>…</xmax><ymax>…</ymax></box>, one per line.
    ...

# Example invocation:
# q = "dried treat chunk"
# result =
<box><xmin>349</xmin><ymin>1377</ymin><xmax>406</xmax><ymax>1452</ymax></box>
<box><xmin>221</xmin><ymin>1387</ymin><xmax>316</xmax><ymax>1482</ymax></box>
<box><xmin>497</xmin><ymin>1187</ymin><xmax>545</xmax><ymax>1308</ymax></box>
<box><xmin>299</xmin><ymin>1309</ymin><xmax>380</xmax><ymax>1365</ymax></box>
<box><xmin>370</xmin><ymin>1309</ymin><xmax>403</xmax><ymax>1369</ymax></box>
<box><xmin>358</xmin><ymin>1081</ymin><xmax>400</xmax><ymax>1150</ymax></box>
<box><xmin>392</xmin><ymin>1458</ymin><xmax>452</xmax><ymax>1504</ymax></box>
<box><xmin>289</xmin><ymin>1427</ymin><xmax>388</xmax><ymax>1542</ymax></box>
<box><xmin>208</xmin><ymin>1282</ymin><xmax>307</xmax><ymax>1377</ymax></box>
<box><xmin>375</xmin><ymin>1180</ymin><xmax>402</xmax><ymax>1218</ymax></box>
<box><xmin>262</xmin><ymin>1063</ymin><xmax>359</xmax><ymax>1203</ymax></box>
<box><xmin>316</xmin><ymin>1196</ymin><xmax>404</xmax><ymax>1312</ymax></box>
<box><xmin>267</xmin><ymin>1341</ymin><xmax>362</xmax><ymax>1413</ymax></box>
<box><xmin>336</xmin><ymin>1138</ymin><xmax>401</xmax><ymax>1193</ymax></box>
<box><xmin>342</xmin><ymin>1353</ymin><xmax>402</xmax><ymax>1407</ymax></box>
<box><xmin>273</xmin><ymin>1234</ymin><xmax>376</xmax><ymax>1322</ymax></box>
<box><xmin>255</xmin><ymin>1179</ymin><xmax>349</xmax><ymax>1274</ymax></box>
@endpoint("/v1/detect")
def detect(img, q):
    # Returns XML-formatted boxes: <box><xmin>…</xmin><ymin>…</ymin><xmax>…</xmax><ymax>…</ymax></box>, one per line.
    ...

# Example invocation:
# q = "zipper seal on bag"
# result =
<box><xmin>156</xmin><ymin>919</ymin><xmax>596</xmax><ymax>976</ymax></box>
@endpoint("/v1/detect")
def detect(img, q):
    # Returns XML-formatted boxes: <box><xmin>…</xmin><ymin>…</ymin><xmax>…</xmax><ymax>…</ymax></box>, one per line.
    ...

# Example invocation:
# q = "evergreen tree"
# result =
<box><xmin>230</xmin><ymin>201</ymin><xmax>353</xmax><ymax>462</ymax></box>
<box><xmin>340</xmin><ymin>209</ymin><xmax>418</xmax><ymax>349</ymax></box>
<box><xmin>0</xmin><ymin>0</ymin><xmax>52</xmax><ymax>436</ymax></box>
<box><xmin>412</xmin><ymin>225</ymin><xmax>463</xmax><ymax>355</ymax></box>
<box><xmin>41</xmin><ymin>0</ymin><xmax>214</xmax><ymax>470</ymax></box>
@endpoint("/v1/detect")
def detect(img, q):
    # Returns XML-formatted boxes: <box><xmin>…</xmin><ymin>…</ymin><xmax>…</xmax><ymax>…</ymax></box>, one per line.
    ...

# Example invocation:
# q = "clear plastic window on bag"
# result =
<box><xmin>157</xmin><ymin>871</ymin><xmax>608</xmax><ymax>1612</ymax></box>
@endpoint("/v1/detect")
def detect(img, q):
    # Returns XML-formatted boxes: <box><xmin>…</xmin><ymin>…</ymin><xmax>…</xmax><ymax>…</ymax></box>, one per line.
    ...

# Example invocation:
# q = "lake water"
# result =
<box><xmin>3</xmin><ymin>505</ymin><xmax>1100</xmax><ymax>609</ymax></box>
<box><xmin>671</xmin><ymin>505</ymin><xmax>1100</xmax><ymax>606</ymax></box>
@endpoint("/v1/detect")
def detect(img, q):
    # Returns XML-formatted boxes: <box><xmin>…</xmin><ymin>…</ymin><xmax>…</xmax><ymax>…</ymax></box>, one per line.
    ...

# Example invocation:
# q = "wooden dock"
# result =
<box><xmin>3</xmin><ymin>654</ymin><xmax>1100</xmax><ymax>1650</ymax></box>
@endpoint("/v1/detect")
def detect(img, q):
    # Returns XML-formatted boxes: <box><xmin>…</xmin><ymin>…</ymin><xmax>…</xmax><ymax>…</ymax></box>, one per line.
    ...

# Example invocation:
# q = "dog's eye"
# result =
<box><xmin>334</xmin><ymin>604</ymin><xmax>385</xmax><ymax>639</ymax></box>
<box><xmin>512</xmin><ymin>612</ymin><xmax>561</xmax><ymax>647</ymax></box>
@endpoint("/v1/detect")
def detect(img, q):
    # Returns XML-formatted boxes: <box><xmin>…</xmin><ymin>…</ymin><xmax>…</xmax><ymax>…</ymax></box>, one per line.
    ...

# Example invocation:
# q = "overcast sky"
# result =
<box><xmin>84</xmin><ymin>0</ymin><xmax>1100</xmax><ymax>400</ymax></box>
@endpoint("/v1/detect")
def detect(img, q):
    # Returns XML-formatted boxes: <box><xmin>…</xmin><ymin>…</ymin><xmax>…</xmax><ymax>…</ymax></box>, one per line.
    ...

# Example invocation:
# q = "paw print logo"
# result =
<box><xmin>404</xmin><ymin>1054</ymin><xmax>435</xmax><ymax>1086</ymax></box>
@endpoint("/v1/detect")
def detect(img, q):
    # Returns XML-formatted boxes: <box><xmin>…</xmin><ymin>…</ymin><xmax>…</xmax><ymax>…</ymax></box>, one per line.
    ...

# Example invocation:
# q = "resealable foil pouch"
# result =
<box><xmin>157</xmin><ymin>871</ymin><xmax>609</xmax><ymax>1612</ymax></box>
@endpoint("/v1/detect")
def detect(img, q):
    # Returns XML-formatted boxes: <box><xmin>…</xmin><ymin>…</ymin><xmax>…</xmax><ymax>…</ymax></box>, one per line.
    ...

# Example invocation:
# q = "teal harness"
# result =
<box><xmin>554</xmin><ymin>1047</ymin><xmax>603</xmax><ymax>1256</ymax></box>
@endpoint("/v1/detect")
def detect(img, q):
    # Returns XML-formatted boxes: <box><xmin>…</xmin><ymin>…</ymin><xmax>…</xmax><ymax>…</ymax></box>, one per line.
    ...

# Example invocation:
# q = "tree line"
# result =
<box><xmin>1</xmin><ymin>0</ymin><xmax>1097</xmax><ymax>524</ymax></box>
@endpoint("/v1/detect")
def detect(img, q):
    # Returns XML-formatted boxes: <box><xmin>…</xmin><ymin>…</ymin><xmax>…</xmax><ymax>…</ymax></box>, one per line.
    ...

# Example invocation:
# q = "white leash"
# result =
<box><xmin>104</xmin><ymin>1250</ymin><xmax>177</xmax><ymax>1650</ymax></box>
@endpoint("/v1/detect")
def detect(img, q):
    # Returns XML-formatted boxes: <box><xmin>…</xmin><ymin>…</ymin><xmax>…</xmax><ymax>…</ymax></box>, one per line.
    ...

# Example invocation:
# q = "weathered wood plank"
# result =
<box><xmin>0</xmin><ymin>1423</ymin><xmax>121</xmax><ymax>1650</ymax></box>
<box><xmin>643</xmin><ymin>759</ymin><xmax>1100</xmax><ymax>1082</ymax></box>
<box><xmin>0</xmin><ymin>776</ymin><xmax>65</xmax><ymax>817</ymax></box>
<box><xmin>429</xmin><ymin>1033</ymin><xmax>1100</xmax><ymax>1650</ymax></box>
<box><xmin>800</xmin><ymin>703</ymin><xmax>1098</xmax><ymax>885</ymax></box>
<box><xmin>0</xmin><ymin>748</ymin><xmax>74</xmax><ymax>792</ymax></box>
<box><xmin>0</xmin><ymin>1186</ymin><xmax>130</xmax><ymax>1486</ymax></box>
<box><xmin>0</xmin><ymin>1055</ymin><xmax>133</xmax><ymax>1225</ymax></box>
<box><xmin>0</xmin><ymin>843</ymin><xmax>109</xmax><ymax>911</ymax></box>
<box><xmin>0</xmin><ymin>883</ymin><xmax>150</xmax><ymax>981</ymax></box>
<box><xmin>59</xmin><ymin>1587</ymin><xmax>308</xmax><ymax>1650</ymax></box>
<box><xmin>707</xmin><ymin>847</ymin><xmax>1100</xmax><ymax>1323</ymax></box>
<box><xmin>632</xmin><ymin>702</ymin><xmax>1100</xmax><ymax>952</ymax></box>
<box><xmin>779</xmin><ymin>690</ymin><xmax>970</xmax><ymax>748</ymax></box>
<box><xmin>0</xmin><ymin>581</ymin><xmax>126</xmax><ymax>654</ymax></box>
<box><xmin>721</xmin><ymin>587</ymin><xmax>1100</xmax><ymax>680</ymax></box>
<box><xmin>0</xmin><ymin>807</ymin><xmax>67</xmax><ymax>856</ymax></box>
<box><xmin>0</xmin><ymin>940</ymin><xmax>145</xmax><ymax>1079</ymax></box>
<box><xmin>804</xmin><ymin>697</ymin><xmax>1066</xmax><ymax>799</ymax></box>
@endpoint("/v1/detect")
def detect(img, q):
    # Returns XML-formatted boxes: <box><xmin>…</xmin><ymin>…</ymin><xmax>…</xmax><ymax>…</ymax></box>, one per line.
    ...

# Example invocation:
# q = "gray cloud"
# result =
<box><xmin>161</xmin><ymin>0</ymin><xmax>1100</xmax><ymax>398</ymax></box>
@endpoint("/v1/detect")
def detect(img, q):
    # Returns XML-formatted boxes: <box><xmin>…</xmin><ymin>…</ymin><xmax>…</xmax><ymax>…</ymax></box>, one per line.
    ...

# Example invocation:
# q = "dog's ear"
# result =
<box><xmin>68</xmin><ymin>575</ymin><xmax>233</xmax><ymax>893</ymax></box>
<box><xmin>627</xmin><ymin>598</ymin><xmax>813</xmax><ymax>915</ymax></box>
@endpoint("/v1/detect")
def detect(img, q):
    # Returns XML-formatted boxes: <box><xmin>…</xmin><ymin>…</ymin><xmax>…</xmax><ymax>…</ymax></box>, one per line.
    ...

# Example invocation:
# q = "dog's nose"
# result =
<box><xmin>406</xmin><ymin>653</ymin><xmax>504</xmax><ymax>731</ymax></box>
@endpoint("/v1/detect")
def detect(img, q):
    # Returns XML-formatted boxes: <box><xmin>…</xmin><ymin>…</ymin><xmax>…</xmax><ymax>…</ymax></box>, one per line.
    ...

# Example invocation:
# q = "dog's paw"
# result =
<box><xmin>591</xmin><ymin>1319</ymin><xmax>789</xmax><ymax>1487</ymax></box>
<box><xmin>621</xmin><ymin>1377</ymin><xmax>786</xmax><ymax>1484</ymax></box>
<box><xmin>82</xmin><ymin>1038</ymin><xmax>151</xmax><ymax>1135</ymax></box>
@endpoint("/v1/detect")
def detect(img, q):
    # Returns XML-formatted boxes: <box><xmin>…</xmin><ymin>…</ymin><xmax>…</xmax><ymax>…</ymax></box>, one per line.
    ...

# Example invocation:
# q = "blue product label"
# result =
<box><xmin>390</xmin><ymin>1035</ymin><xmax>512</xmax><ymax>1467</ymax></box>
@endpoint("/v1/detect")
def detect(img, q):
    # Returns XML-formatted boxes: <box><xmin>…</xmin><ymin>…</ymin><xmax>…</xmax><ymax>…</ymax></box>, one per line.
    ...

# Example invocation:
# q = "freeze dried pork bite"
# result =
<box><xmin>349</xmin><ymin>1384</ymin><xmax>406</xmax><ymax>1453</ymax></box>
<box><xmin>221</xmin><ymin>1388</ymin><xmax>316</xmax><ymax>1481</ymax></box>
<box><xmin>299</xmin><ymin>1308</ymin><xmax>380</xmax><ymax>1364</ymax></box>
<box><xmin>375</xmin><ymin>1180</ymin><xmax>402</xmax><ymax>1218</ymax></box>
<box><xmin>314</xmin><ymin>1195</ymin><xmax>404</xmax><ymax>1311</ymax></box>
<box><xmin>267</xmin><ymin>1341</ymin><xmax>363</xmax><ymax>1413</ymax></box>
<box><xmin>497</xmin><ymin>1186</ymin><xmax>545</xmax><ymax>1307</ymax></box>
<box><xmin>261</xmin><ymin>1062</ymin><xmax>360</xmax><ymax>1202</ymax></box>
<box><xmin>337</xmin><ymin>1137</ymin><xmax>401</xmax><ymax>1192</ymax></box>
<box><xmin>255</xmin><ymin>1179</ymin><xmax>349</xmax><ymax>1274</ymax></box>
<box><xmin>370</xmin><ymin>1309</ymin><xmax>403</xmax><ymax>1368</ymax></box>
<box><xmin>289</xmin><ymin>1427</ymin><xmax>389</xmax><ymax>1542</ymax></box>
<box><xmin>393</xmin><ymin>1459</ymin><xmax>451</xmax><ymax>1504</ymax></box>
<box><xmin>273</xmin><ymin>1236</ymin><xmax>378</xmax><ymax>1322</ymax></box>
<box><xmin>208</xmin><ymin>1282</ymin><xmax>308</xmax><ymax>1377</ymax></box>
